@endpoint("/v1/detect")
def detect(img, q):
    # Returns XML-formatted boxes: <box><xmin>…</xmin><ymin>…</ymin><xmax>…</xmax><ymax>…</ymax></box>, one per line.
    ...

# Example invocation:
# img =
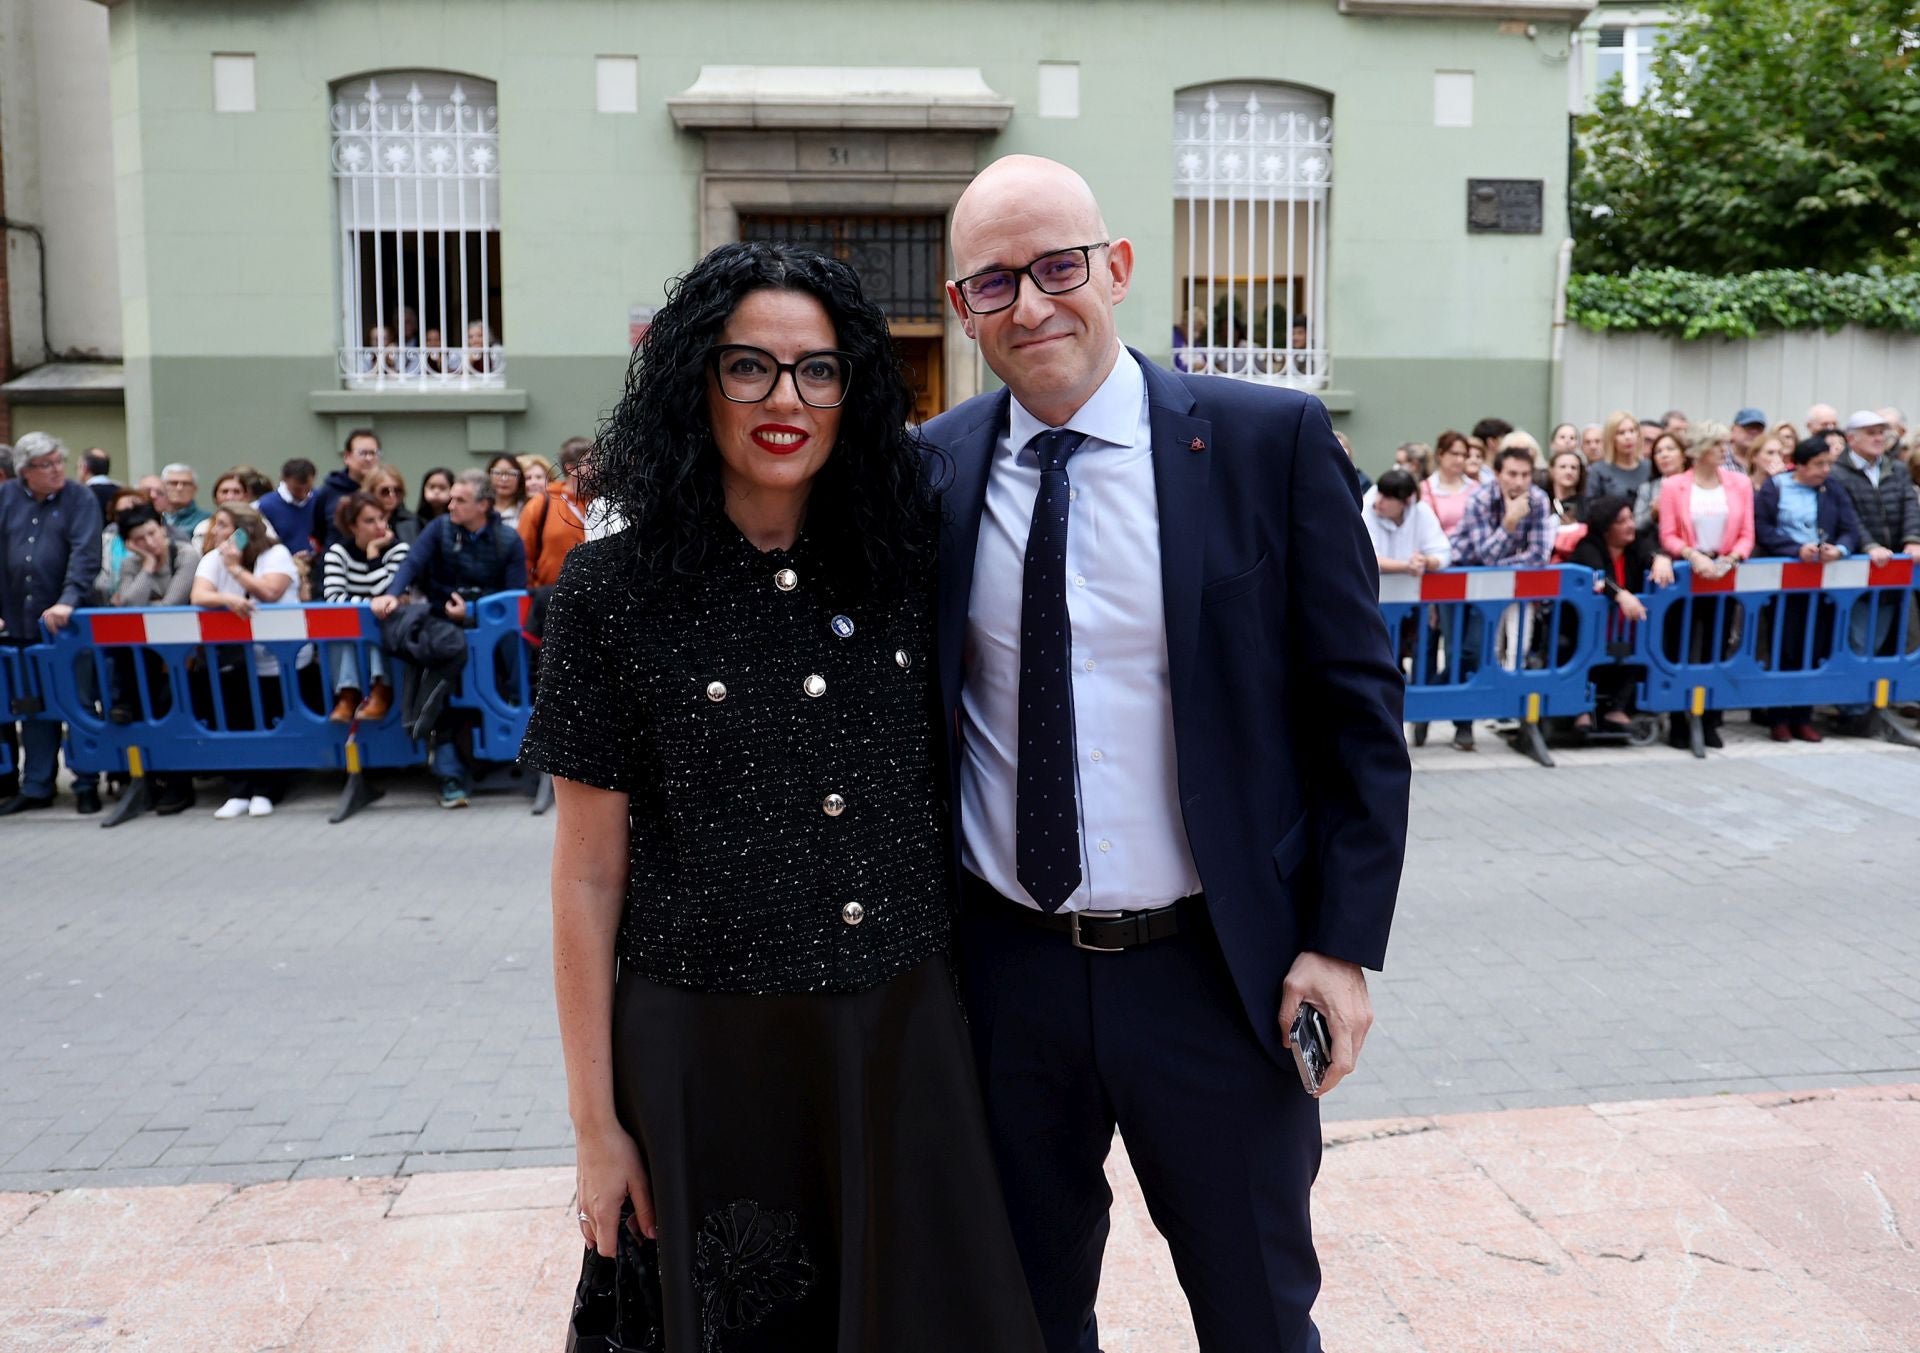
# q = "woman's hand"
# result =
<box><xmin>226</xmin><ymin>593</ymin><xmax>255</xmax><ymax>618</ymax></box>
<box><xmin>1617</xmin><ymin>592</ymin><xmax>1648</xmax><ymax>623</ymax></box>
<box><xmin>1651</xmin><ymin>554</ymin><xmax>1676</xmax><ymax>587</ymax></box>
<box><xmin>575</xmin><ymin>1120</ymin><xmax>655</xmax><ymax>1256</ymax></box>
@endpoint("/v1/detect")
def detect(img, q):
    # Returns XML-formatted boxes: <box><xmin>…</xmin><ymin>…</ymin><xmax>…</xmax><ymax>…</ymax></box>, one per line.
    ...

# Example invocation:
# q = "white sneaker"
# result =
<box><xmin>248</xmin><ymin>796</ymin><xmax>274</xmax><ymax>818</ymax></box>
<box><xmin>213</xmin><ymin>797</ymin><xmax>250</xmax><ymax>819</ymax></box>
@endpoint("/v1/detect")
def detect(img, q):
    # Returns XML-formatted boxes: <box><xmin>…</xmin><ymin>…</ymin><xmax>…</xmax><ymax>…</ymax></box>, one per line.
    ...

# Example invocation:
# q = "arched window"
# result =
<box><xmin>330</xmin><ymin>72</ymin><xmax>501</xmax><ymax>388</ymax></box>
<box><xmin>1173</xmin><ymin>84</ymin><xmax>1331</xmax><ymax>388</ymax></box>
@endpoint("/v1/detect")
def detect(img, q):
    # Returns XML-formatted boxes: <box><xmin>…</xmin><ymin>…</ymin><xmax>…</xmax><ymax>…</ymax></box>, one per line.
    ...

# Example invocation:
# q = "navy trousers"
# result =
<box><xmin>956</xmin><ymin>887</ymin><xmax>1324</xmax><ymax>1353</ymax></box>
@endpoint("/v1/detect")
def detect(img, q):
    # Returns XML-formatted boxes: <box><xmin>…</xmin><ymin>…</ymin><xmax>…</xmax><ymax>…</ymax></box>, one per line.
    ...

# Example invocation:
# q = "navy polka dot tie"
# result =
<box><xmin>1017</xmin><ymin>428</ymin><xmax>1088</xmax><ymax>912</ymax></box>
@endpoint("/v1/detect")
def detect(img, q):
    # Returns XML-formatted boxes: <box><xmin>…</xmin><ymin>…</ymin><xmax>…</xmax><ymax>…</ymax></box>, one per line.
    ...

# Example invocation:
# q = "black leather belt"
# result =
<box><xmin>963</xmin><ymin>872</ymin><xmax>1206</xmax><ymax>953</ymax></box>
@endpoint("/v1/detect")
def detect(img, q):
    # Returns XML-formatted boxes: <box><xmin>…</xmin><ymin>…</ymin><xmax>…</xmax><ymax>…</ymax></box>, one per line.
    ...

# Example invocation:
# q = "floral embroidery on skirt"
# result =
<box><xmin>693</xmin><ymin>1199</ymin><xmax>816</xmax><ymax>1351</ymax></box>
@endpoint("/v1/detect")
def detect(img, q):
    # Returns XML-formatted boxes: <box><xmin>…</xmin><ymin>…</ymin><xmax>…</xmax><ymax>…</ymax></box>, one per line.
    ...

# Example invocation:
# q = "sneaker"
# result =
<box><xmin>213</xmin><ymin>797</ymin><xmax>251</xmax><ymax>819</ymax></box>
<box><xmin>248</xmin><ymin>795</ymin><xmax>274</xmax><ymax>817</ymax></box>
<box><xmin>438</xmin><ymin>778</ymin><xmax>470</xmax><ymax>810</ymax></box>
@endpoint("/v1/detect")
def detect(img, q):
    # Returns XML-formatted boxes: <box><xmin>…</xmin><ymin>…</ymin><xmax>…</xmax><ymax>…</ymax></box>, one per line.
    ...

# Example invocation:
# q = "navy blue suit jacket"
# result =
<box><xmin>924</xmin><ymin>350</ymin><xmax>1410</xmax><ymax>1064</ymax></box>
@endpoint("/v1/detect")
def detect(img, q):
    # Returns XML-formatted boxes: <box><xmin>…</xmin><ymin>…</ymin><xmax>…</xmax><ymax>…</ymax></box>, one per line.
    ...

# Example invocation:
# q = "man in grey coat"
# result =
<box><xmin>1828</xmin><ymin>409</ymin><xmax>1920</xmax><ymax>726</ymax></box>
<box><xmin>0</xmin><ymin>432</ymin><xmax>103</xmax><ymax>814</ymax></box>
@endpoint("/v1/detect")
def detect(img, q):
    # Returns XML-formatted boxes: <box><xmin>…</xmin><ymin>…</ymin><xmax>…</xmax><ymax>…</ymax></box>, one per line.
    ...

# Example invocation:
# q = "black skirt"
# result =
<box><xmin>611</xmin><ymin>953</ymin><xmax>1046</xmax><ymax>1353</ymax></box>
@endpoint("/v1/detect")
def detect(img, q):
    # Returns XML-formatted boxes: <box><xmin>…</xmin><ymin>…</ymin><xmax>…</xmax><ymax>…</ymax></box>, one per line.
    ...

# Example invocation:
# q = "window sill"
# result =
<box><xmin>308</xmin><ymin>388</ymin><xmax>528</xmax><ymax>414</ymax></box>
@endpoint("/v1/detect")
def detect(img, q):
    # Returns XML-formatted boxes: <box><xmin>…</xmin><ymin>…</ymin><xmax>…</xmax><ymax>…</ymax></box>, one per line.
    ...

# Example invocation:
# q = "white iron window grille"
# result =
<box><xmin>1173</xmin><ymin>84</ymin><xmax>1331</xmax><ymax>389</ymax></box>
<box><xmin>330</xmin><ymin>73</ymin><xmax>502</xmax><ymax>389</ymax></box>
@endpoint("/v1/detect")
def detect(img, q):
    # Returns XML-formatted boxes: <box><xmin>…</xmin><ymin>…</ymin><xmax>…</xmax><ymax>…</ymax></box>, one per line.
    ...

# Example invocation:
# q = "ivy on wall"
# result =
<box><xmin>1566</xmin><ymin>268</ymin><xmax>1920</xmax><ymax>340</ymax></box>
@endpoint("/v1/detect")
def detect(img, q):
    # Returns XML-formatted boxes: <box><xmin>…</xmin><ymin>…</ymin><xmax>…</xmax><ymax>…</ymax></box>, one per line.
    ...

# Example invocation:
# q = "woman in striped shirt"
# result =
<box><xmin>322</xmin><ymin>490</ymin><xmax>409</xmax><ymax>723</ymax></box>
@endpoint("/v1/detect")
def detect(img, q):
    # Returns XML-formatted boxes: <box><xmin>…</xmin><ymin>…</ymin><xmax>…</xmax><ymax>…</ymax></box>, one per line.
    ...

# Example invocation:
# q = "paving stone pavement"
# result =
<box><xmin>2</xmin><ymin>724</ymin><xmax>1918</xmax><ymax>1190</ymax></box>
<box><xmin>5</xmin><ymin>1086</ymin><xmax>1915</xmax><ymax>1351</ymax></box>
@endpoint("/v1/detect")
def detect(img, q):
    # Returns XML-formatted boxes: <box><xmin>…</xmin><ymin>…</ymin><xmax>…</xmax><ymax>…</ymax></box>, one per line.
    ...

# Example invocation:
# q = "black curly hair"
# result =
<box><xmin>581</xmin><ymin>240</ymin><xmax>937</xmax><ymax>597</ymax></box>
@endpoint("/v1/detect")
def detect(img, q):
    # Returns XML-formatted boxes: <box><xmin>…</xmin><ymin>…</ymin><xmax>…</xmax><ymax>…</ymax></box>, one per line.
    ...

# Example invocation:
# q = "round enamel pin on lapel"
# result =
<box><xmin>1189</xmin><ymin>437</ymin><xmax>1207</xmax><ymax>452</ymax></box>
<box><xmin>830</xmin><ymin>615</ymin><xmax>855</xmax><ymax>639</ymax></box>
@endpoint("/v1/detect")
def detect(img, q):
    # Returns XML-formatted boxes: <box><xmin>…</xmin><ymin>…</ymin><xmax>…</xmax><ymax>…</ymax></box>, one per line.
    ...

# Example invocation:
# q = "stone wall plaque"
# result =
<box><xmin>1467</xmin><ymin>178</ymin><xmax>1544</xmax><ymax>234</ymax></box>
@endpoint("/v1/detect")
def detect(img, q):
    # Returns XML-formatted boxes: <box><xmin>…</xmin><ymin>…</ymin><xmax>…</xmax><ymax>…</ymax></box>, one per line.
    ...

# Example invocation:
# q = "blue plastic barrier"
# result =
<box><xmin>34</xmin><ymin>604</ymin><xmax>427</xmax><ymax>824</ymax></box>
<box><xmin>1379</xmin><ymin>565</ymin><xmax>1611</xmax><ymax>765</ymax></box>
<box><xmin>453</xmin><ymin>591</ymin><xmax>536</xmax><ymax>764</ymax></box>
<box><xmin>1634</xmin><ymin>557</ymin><xmax>1920</xmax><ymax>754</ymax></box>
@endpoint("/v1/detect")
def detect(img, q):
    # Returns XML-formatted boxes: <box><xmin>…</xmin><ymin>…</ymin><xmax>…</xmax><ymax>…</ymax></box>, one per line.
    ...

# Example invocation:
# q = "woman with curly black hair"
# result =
<box><xmin>521</xmin><ymin>241</ymin><xmax>1043</xmax><ymax>1353</ymax></box>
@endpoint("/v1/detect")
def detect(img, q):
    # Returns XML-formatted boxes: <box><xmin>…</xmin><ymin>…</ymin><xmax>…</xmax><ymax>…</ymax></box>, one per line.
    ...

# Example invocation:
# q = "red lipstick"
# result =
<box><xmin>751</xmin><ymin>423</ymin><xmax>810</xmax><ymax>455</ymax></box>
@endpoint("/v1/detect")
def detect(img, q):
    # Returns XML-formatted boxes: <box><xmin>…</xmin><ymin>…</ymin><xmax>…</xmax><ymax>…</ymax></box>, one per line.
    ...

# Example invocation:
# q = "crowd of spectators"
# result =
<box><xmin>0</xmin><ymin>428</ymin><xmax>591</xmax><ymax>818</ymax></box>
<box><xmin>1</xmin><ymin>394</ymin><xmax>1912</xmax><ymax>813</ymax></box>
<box><xmin>1363</xmin><ymin>401</ymin><xmax>1915</xmax><ymax>752</ymax></box>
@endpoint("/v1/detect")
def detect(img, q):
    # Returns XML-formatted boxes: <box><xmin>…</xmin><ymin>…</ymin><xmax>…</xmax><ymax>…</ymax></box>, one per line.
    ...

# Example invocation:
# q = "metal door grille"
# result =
<box><xmin>739</xmin><ymin>215</ymin><xmax>946</xmax><ymax>324</ymax></box>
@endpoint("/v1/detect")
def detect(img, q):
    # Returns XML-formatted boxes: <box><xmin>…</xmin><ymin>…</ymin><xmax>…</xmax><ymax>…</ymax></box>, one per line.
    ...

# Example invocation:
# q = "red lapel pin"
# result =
<box><xmin>1189</xmin><ymin>437</ymin><xmax>1206</xmax><ymax>452</ymax></box>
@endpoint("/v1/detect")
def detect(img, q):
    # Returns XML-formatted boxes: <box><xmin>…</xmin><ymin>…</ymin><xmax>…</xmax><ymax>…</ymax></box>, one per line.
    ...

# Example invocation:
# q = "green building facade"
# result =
<box><xmin>98</xmin><ymin>0</ymin><xmax>1590</xmax><ymax>486</ymax></box>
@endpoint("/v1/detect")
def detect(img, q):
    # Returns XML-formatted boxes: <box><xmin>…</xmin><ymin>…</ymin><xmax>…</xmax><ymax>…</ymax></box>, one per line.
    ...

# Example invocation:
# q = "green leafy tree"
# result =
<box><xmin>1573</xmin><ymin>0</ymin><xmax>1920</xmax><ymax>274</ymax></box>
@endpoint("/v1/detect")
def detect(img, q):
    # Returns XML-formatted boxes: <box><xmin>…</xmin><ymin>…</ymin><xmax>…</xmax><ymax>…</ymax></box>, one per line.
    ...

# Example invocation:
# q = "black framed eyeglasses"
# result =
<box><xmin>954</xmin><ymin>242</ymin><xmax>1111</xmax><ymax>315</ymax></box>
<box><xmin>707</xmin><ymin>345</ymin><xmax>853</xmax><ymax>409</ymax></box>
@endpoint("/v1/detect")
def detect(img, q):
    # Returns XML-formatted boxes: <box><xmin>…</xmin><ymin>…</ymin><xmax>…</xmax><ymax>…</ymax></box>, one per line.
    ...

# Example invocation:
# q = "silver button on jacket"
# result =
<box><xmin>841</xmin><ymin>901</ymin><xmax>865</xmax><ymax>926</ymax></box>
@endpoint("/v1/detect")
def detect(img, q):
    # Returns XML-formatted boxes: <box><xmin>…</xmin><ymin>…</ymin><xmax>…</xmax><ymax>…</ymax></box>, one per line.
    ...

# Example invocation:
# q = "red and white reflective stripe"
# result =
<box><xmin>1378</xmin><ymin>569</ymin><xmax>1563</xmax><ymax>604</ymax></box>
<box><xmin>86</xmin><ymin>607</ymin><xmax>368</xmax><ymax>646</ymax></box>
<box><xmin>1689</xmin><ymin>558</ymin><xmax>1916</xmax><ymax>595</ymax></box>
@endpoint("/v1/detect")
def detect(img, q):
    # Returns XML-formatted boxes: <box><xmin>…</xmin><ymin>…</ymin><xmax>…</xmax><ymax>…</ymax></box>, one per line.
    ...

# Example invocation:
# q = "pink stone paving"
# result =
<box><xmin>2</xmin><ymin>1086</ymin><xmax>1914</xmax><ymax>1351</ymax></box>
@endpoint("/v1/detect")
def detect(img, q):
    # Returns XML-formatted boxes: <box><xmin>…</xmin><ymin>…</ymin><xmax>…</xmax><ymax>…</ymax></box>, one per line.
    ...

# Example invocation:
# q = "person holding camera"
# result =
<box><xmin>372</xmin><ymin>468</ymin><xmax>526</xmax><ymax>807</ymax></box>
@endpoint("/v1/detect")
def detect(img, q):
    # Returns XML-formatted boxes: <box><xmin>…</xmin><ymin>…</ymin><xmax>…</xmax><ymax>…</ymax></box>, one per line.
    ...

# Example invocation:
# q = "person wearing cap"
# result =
<box><xmin>1827</xmin><ymin>409</ymin><xmax>1920</xmax><ymax>729</ymax></box>
<box><xmin>1727</xmin><ymin>407</ymin><xmax>1769</xmax><ymax>476</ymax></box>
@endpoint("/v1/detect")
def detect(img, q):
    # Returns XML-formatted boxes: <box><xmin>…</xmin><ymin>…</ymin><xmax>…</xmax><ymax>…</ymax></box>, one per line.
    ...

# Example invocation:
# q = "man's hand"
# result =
<box><xmin>1799</xmin><ymin>542</ymin><xmax>1821</xmax><ymax>562</ymax></box>
<box><xmin>444</xmin><ymin>592</ymin><xmax>468</xmax><ymax>622</ymax></box>
<box><xmin>1904</xmin><ymin>543</ymin><xmax>1920</xmax><ymax>560</ymax></box>
<box><xmin>370</xmin><ymin>594</ymin><xmax>400</xmax><ymax>620</ymax></box>
<box><xmin>1421</xmin><ymin>554</ymin><xmax>1446</xmax><ymax>572</ymax></box>
<box><xmin>1868</xmin><ymin>545</ymin><xmax>1895</xmax><ymax>567</ymax></box>
<box><xmin>1501</xmin><ymin>493</ymin><xmax>1530</xmax><ymax>532</ymax></box>
<box><xmin>1278</xmin><ymin>952</ymin><xmax>1373</xmax><ymax>1097</ymax></box>
<box><xmin>41</xmin><ymin>603</ymin><xmax>74</xmax><ymax>635</ymax></box>
<box><xmin>1407</xmin><ymin>553</ymin><xmax>1428</xmax><ymax>576</ymax></box>
<box><xmin>1818</xmin><ymin>543</ymin><xmax>1843</xmax><ymax>562</ymax></box>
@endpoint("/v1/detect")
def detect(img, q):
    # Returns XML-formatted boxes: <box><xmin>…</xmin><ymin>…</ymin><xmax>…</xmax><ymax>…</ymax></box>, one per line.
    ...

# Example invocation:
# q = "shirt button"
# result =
<box><xmin>803</xmin><ymin>674</ymin><xmax>826</xmax><ymax>698</ymax></box>
<box><xmin>705</xmin><ymin>681</ymin><xmax>727</xmax><ymax>702</ymax></box>
<box><xmin>840</xmin><ymin>901</ymin><xmax>865</xmax><ymax>926</ymax></box>
<box><xmin>823</xmin><ymin>793</ymin><xmax>846</xmax><ymax>817</ymax></box>
<box><xmin>1068</xmin><ymin>489</ymin><xmax>1079</xmax><ymax>502</ymax></box>
<box><xmin>1090</xmin><ymin>749</ymin><xmax>1103</xmax><ymax>763</ymax></box>
<box><xmin>774</xmin><ymin>568</ymin><xmax>799</xmax><ymax>591</ymax></box>
<box><xmin>1074</xmin><ymin>574</ymin><xmax>1087</xmax><ymax>587</ymax></box>
<box><xmin>1083</xmin><ymin>659</ymin><xmax>1095</xmax><ymax>672</ymax></box>
<box><xmin>895</xmin><ymin>649</ymin><xmax>911</xmax><ymax>670</ymax></box>
<box><xmin>1098</xmin><ymin>839</ymin><xmax>1112</xmax><ymax>853</ymax></box>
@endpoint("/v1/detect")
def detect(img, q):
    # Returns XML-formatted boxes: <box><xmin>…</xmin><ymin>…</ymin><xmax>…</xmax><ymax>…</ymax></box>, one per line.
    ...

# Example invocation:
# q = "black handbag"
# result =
<box><xmin>566</xmin><ymin>1203</ymin><xmax>665</xmax><ymax>1353</ymax></box>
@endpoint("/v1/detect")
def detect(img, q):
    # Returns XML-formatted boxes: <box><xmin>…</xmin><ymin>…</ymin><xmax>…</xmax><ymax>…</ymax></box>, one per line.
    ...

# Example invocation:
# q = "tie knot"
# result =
<box><xmin>1027</xmin><ymin>428</ymin><xmax>1087</xmax><ymax>473</ymax></box>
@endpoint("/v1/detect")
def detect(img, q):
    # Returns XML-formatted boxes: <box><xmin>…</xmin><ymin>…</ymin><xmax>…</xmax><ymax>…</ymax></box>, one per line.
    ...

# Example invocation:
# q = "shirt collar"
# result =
<box><xmin>1006</xmin><ymin>345</ymin><xmax>1142</xmax><ymax>459</ymax></box>
<box><xmin>1848</xmin><ymin>450</ymin><xmax>1878</xmax><ymax>475</ymax></box>
<box><xmin>277</xmin><ymin>482</ymin><xmax>310</xmax><ymax>506</ymax></box>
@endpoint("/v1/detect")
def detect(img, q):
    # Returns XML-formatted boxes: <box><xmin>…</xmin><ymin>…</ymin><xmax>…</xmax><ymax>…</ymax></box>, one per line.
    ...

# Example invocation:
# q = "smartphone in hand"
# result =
<box><xmin>1289</xmin><ymin>1003</ymin><xmax>1332</xmax><ymax>1097</ymax></box>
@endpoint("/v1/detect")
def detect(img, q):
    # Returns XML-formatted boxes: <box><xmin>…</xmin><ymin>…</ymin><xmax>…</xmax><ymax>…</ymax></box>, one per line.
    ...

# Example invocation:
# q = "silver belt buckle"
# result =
<box><xmin>1070</xmin><ymin>909</ymin><xmax>1128</xmax><ymax>953</ymax></box>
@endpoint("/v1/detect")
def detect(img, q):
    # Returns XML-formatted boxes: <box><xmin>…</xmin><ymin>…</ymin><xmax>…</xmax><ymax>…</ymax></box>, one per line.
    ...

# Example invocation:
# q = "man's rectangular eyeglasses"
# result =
<box><xmin>955</xmin><ymin>243</ymin><xmax>1111</xmax><ymax>315</ymax></box>
<box><xmin>708</xmin><ymin>345</ymin><xmax>853</xmax><ymax>409</ymax></box>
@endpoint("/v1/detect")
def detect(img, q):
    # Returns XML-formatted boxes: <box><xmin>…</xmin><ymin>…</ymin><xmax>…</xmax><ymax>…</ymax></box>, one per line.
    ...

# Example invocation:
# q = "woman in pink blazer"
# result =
<box><xmin>1655</xmin><ymin>423</ymin><xmax>1754</xmax><ymax>747</ymax></box>
<box><xmin>1659</xmin><ymin>426</ymin><xmax>1756</xmax><ymax>571</ymax></box>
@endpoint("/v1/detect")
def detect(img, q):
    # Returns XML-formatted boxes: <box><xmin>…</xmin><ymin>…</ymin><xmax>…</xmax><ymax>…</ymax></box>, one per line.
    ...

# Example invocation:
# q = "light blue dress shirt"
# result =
<box><xmin>959</xmin><ymin>347</ymin><xmax>1203</xmax><ymax>913</ymax></box>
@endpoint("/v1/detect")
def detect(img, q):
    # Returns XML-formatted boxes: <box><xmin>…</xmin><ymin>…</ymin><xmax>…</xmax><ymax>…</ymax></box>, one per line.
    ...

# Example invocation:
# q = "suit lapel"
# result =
<box><xmin>934</xmin><ymin>392</ymin><xmax>1009</xmax><ymax>719</ymax></box>
<box><xmin>1138</xmin><ymin>352</ymin><xmax>1212</xmax><ymax>725</ymax></box>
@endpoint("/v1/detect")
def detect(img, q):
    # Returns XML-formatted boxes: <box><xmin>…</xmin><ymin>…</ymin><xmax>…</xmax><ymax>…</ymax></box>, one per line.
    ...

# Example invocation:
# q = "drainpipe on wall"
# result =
<box><xmin>0</xmin><ymin>120</ymin><xmax>10</xmax><ymax>446</ymax></box>
<box><xmin>1548</xmin><ymin>236</ymin><xmax>1574</xmax><ymax>427</ymax></box>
